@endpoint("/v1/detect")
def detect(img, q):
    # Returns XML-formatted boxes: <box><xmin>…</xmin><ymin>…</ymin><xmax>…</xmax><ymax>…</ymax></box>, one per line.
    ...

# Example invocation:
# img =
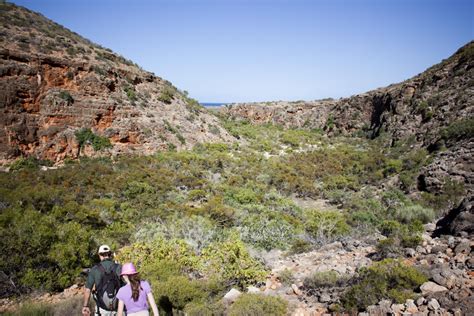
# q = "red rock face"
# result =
<box><xmin>0</xmin><ymin>4</ymin><xmax>235</xmax><ymax>163</ymax></box>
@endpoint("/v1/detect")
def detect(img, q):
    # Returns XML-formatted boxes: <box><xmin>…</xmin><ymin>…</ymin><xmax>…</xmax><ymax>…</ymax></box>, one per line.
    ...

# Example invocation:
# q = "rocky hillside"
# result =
<box><xmin>0</xmin><ymin>3</ymin><xmax>234</xmax><ymax>163</ymax></box>
<box><xmin>223</xmin><ymin>42</ymin><xmax>474</xmax><ymax>198</ymax></box>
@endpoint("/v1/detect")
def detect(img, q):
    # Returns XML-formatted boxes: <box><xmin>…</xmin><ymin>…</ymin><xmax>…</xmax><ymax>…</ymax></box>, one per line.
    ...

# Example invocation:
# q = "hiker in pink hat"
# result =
<box><xmin>116</xmin><ymin>262</ymin><xmax>159</xmax><ymax>316</ymax></box>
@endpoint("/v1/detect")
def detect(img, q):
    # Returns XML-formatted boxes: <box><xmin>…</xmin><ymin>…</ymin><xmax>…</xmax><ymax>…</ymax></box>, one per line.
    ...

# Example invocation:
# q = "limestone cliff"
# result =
<box><xmin>223</xmin><ymin>42</ymin><xmax>474</xmax><ymax>196</ymax></box>
<box><xmin>0</xmin><ymin>3</ymin><xmax>234</xmax><ymax>163</ymax></box>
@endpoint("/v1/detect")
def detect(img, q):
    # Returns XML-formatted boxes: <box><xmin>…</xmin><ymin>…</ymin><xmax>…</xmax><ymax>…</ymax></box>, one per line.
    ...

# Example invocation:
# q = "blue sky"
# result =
<box><xmin>11</xmin><ymin>0</ymin><xmax>474</xmax><ymax>102</ymax></box>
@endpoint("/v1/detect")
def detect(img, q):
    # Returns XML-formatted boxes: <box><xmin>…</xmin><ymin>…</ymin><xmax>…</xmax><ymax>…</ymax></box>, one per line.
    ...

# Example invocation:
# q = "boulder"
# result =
<box><xmin>291</xmin><ymin>284</ymin><xmax>303</xmax><ymax>296</ymax></box>
<box><xmin>391</xmin><ymin>303</ymin><xmax>405</xmax><ymax>314</ymax></box>
<box><xmin>247</xmin><ymin>286</ymin><xmax>260</xmax><ymax>294</ymax></box>
<box><xmin>454</xmin><ymin>241</ymin><xmax>471</xmax><ymax>255</ymax></box>
<box><xmin>435</xmin><ymin>197</ymin><xmax>474</xmax><ymax>236</ymax></box>
<box><xmin>319</xmin><ymin>293</ymin><xmax>330</xmax><ymax>303</ymax></box>
<box><xmin>427</xmin><ymin>298</ymin><xmax>440</xmax><ymax>311</ymax></box>
<box><xmin>420</xmin><ymin>282</ymin><xmax>448</xmax><ymax>295</ymax></box>
<box><xmin>405</xmin><ymin>299</ymin><xmax>419</xmax><ymax>313</ymax></box>
<box><xmin>223</xmin><ymin>288</ymin><xmax>242</xmax><ymax>303</ymax></box>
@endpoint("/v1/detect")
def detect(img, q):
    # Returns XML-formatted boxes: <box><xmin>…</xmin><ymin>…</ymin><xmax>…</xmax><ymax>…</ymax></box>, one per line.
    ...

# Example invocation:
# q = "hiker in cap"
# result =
<box><xmin>117</xmin><ymin>262</ymin><xmax>159</xmax><ymax>316</ymax></box>
<box><xmin>82</xmin><ymin>245</ymin><xmax>122</xmax><ymax>316</ymax></box>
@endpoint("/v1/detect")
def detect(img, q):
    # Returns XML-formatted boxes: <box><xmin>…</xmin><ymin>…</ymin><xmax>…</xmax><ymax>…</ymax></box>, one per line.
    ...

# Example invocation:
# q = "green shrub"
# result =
<box><xmin>184</xmin><ymin>300</ymin><xmax>225</xmax><ymax>316</ymax></box>
<box><xmin>304</xmin><ymin>270</ymin><xmax>349</xmax><ymax>292</ymax></box>
<box><xmin>158</xmin><ymin>86</ymin><xmax>175</xmax><ymax>104</ymax></box>
<box><xmin>377</xmin><ymin>220</ymin><xmax>423</xmax><ymax>257</ymax></box>
<box><xmin>117</xmin><ymin>237</ymin><xmax>201</xmax><ymax>284</ymax></box>
<box><xmin>201</xmin><ymin>233</ymin><xmax>267</xmax><ymax>288</ymax></box>
<box><xmin>58</xmin><ymin>90</ymin><xmax>74</xmax><ymax>104</ymax></box>
<box><xmin>278</xmin><ymin>268</ymin><xmax>295</xmax><ymax>286</ymax></box>
<box><xmin>74</xmin><ymin>128</ymin><xmax>112</xmax><ymax>151</ymax></box>
<box><xmin>305</xmin><ymin>210</ymin><xmax>350</xmax><ymax>243</ymax></box>
<box><xmin>51</xmin><ymin>296</ymin><xmax>83</xmax><ymax>316</ymax></box>
<box><xmin>288</xmin><ymin>238</ymin><xmax>312</xmax><ymax>254</ymax></box>
<box><xmin>2</xmin><ymin>302</ymin><xmax>53</xmax><ymax>316</ymax></box>
<box><xmin>394</xmin><ymin>204</ymin><xmax>435</xmax><ymax>224</ymax></box>
<box><xmin>124</xmin><ymin>86</ymin><xmax>137</xmax><ymax>102</ymax></box>
<box><xmin>325</xmin><ymin>115</ymin><xmax>335</xmax><ymax>131</ymax></box>
<box><xmin>226</xmin><ymin>187</ymin><xmax>261</xmax><ymax>205</ymax></box>
<box><xmin>153</xmin><ymin>276</ymin><xmax>206</xmax><ymax>311</ymax></box>
<box><xmin>341</xmin><ymin>259</ymin><xmax>428</xmax><ymax>311</ymax></box>
<box><xmin>240</xmin><ymin>214</ymin><xmax>296</xmax><ymax>250</ymax></box>
<box><xmin>9</xmin><ymin>157</ymin><xmax>52</xmax><ymax>171</ymax></box>
<box><xmin>228</xmin><ymin>294</ymin><xmax>288</xmax><ymax>316</ymax></box>
<box><xmin>383</xmin><ymin>159</ymin><xmax>403</xmax><ymax>176</ymax></box>
<box><xmin>441</xmin><ymin>118</ymin><xmax>474</xmax><ymax>141</ymax></box>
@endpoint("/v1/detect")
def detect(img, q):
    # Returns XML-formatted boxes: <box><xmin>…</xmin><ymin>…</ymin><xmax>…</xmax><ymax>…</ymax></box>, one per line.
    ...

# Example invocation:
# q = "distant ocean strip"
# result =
<box><xmin>200</xmin><ymin>102</ymin><xmax>229</xmax><ymax>107</ymax></box>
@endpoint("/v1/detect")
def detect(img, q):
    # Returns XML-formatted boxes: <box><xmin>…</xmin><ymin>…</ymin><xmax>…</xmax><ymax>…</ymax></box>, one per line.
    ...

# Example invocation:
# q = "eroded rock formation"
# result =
<box><xmin>0</xmin><ymin>3</ymin><xmax>234</xmax><ymax>163</ymax></box>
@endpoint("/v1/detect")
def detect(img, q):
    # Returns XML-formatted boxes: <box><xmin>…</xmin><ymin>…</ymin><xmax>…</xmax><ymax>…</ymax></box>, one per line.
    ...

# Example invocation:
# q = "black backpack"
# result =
<box><xmin>95</xmin><ymin>263</ymin><xmax>121</xmax><ymax>311</ymax></box>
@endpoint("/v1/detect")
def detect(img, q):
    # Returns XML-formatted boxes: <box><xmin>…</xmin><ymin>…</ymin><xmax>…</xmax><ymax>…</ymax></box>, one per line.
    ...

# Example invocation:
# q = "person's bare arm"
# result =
<box><xmin>147</xmin><ymin>292</ymin><xmax>159</xmax><ymax>316</ymax></box>
<box><xmin>117</xmin><ymin>300</ymin><xmax>125</xmax><ymax>316</ymax></box>
<box><xmin>82</xmin><ymin>287</ymin><xmax>91</xmax><ymax>315</ymax></box>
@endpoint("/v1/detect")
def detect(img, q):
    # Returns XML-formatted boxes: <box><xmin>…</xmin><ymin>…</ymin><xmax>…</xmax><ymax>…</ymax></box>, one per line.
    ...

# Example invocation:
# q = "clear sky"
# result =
<box><xmin>10</xmin><ymin>0</ymin><xmax>474</xmax><ymax>103</ymax></box>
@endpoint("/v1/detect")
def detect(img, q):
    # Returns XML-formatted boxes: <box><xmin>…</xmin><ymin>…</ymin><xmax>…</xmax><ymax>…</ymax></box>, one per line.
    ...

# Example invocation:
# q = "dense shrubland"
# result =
<box><xmin>0</xmin><ymin>118</ymin><xmax>465</xmax><ymax>312</ymax></box>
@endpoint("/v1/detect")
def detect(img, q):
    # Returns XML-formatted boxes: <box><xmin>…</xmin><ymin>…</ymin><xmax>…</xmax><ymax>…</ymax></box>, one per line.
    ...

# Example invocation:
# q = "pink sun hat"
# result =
<box><xmin>120</xmin><ymin>262</ymin><xmax>138</xmax><ymax>276</ymax></box>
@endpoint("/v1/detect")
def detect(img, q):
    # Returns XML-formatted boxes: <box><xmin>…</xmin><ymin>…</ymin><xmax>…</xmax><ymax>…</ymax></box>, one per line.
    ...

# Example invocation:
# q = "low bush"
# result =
<box><xmin>441</xmin><ymin>118</ymin><xmax>474</xmax><ymax>141</ymax></box>
<box><xmin>124</xmin><ymin>86</ymin><xmax>137</xmax><ymax>102</ymax></box>
<box><xmin>393</xmin><ymin>204</ymin><xmax>435</xmax><ymax>224</ymax></box>
<box><xmin>2</xmin><ymin>302</ymin><xmax>52</xmax><ymax>316</ymax></box>
<box><xmin>239</xmin><ymin>213</ymin><xmax>296</xmax><ymax>250</ymax></box>
<box><xmin>341</xmin><ymin>259</ymin><xmax>428</xmax><ymax>311</ymax></box>
<box><xmin>158</xmin><ymin>86</ymin><xmax>175</xmax><ymax>104</ymax></box>
<box><xmin>304</xmin><ymin>270</ymin><xmax>349</xmax><ymax>294</ymax></box>
<box><xmin>184</xmin><ymin>300</ymin><xmax>225</xmax><ymax>316</ymax></box>
<box><xmin>9</xmin><ymin>157</ymin><xmax>53</xmax><ymax>171</ymax></box>
<box><xmin>228</xmin><ymin>293</ymin><xmax>288</xmax><ymax>316</ymax></box>
<box><xmin>288</xmin><ymin>238</ymin><xmax>312</xmax><ymax>255</ymax></box>
<box><xmin>153</xmin><ymin>276</ymin><xmax>206</xmax><ymax>312</ymax></box>
<box><xmin>278</xmin><ymin>268</ymin><xmax>295</xmax><ymax>286</ymax></box>
<box><xmin>201</xmin><ymin>233</ymin><xmax>267</xmax><ymax>288</ymax></box>
<box><xmin>305</xmin><ymin>210</ymin><xmax>350</xmax><ymax>243</ymax></box>
<box><xmin>376</xmin><ymin>220</ymin><xmax>424</xmax><ymax>258</ymax></box>
<box><xmin>58</xmin><ymin>90</ymin><xmax>74</xmax><ymax>104</ymax></box>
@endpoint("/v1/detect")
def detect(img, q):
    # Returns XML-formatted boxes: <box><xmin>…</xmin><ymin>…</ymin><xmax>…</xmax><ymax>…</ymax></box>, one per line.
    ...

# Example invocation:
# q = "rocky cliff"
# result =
<box><xmin>223</xmin><ymin>42</ymin><xmax>474</xmax><ymax>197</ymax></box>
<box><xmin>0</xmin><ymin>3</ymin><xmax>234</xmax><ymax>163</ymax></box>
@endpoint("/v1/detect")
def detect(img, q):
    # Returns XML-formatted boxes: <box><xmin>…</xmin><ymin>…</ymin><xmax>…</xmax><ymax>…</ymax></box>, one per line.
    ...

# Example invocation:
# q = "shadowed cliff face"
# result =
<box><xmin>0</xmin><ymin>3</ymin><xmax>235</xmax><ymax>163</ymax></box>
<box><xmin>223</xmin><ymin>42</ymin><xmax>474</xmax><ymax>196</ymax></box>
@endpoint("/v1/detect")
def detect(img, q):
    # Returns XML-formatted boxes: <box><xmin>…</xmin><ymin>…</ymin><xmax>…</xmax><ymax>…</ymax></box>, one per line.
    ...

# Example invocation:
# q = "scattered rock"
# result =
<box><xmin>435</xmin><ymin>197</ymin><xmax>474</xmax><ymax>236</ymax></box>
<box><xmin>420</xmin><ymin>282</ymin><xmax>448</xmax><ymax>295</ymax></box>
<box><xmin>454</xmin><ymin>241</ymin><xmax>471</xmax><ymax>255</ymax></box>
<box><xmin>405</xmin><ymin>248</ymin><xmax>417</xmax><ymax>257</ymax></box>
<box><xmin>405</xmin><ymin>299</ymin><xmax>418</xmax><ymax>313</ymax></box>
<box><xmin>319</xmin><ymin>293</ymin><xmax>330</xmax><ymax>303</ymax></box>
<box><xmin>223</xmin><ymin>288</ymin><xmax>241</xmax><ymax>303</ymax></box>
<box><xmin>291</xmin><ymin>284</ymin><xmax>303</xmax><ymax>296</ymax></box>
<box><xmin>424</xmin><ymin>223</ymin><xmax>436</xmax><ymax>232</ymax></box>
<box><xmin>247</xmin><ymin>286</ymin><xmax>260</xmax><ymax>294</ymax></box>
<box><xmin>391</xmin><ymin>303</ymin><xmax>405</xmax><ymax>314</ymax></box>
<box><xmin>427</xmin><ymin>298</ymin><xmax>440</xmax><ymax>311</ymax></box>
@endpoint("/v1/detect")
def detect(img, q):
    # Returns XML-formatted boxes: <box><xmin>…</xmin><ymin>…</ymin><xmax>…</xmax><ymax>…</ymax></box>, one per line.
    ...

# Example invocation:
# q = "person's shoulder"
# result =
<box><xmin>142</xmin><ymin>280</ymin><xmax>152</xmax><ymax>290</ymax></box>
<box><xmin>116</xmin><ymin>283</ymin><xmax>130</xmax><ymax>300</ymax></box>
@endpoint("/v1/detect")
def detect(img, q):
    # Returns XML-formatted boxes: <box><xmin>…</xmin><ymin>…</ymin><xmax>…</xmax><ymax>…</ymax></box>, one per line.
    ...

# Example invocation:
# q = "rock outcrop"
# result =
<box><xmin>223</xmin><ymin>42</ymin><xmax>474</xmax><ymax>197</ymax></box>
<box><xmin>435</xmin><ymin>196</ymin><xmax>474</xmax><ymax>237</ymax></box>
<box><xmin>0</xmin><ymin>3</ymin><xmax>234</xmax><ymax>163</ymax></box>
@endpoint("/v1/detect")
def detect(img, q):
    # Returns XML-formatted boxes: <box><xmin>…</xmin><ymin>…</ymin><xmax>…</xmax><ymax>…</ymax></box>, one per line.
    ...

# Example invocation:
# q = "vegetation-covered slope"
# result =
<box><xmin>224</xmin><ymin>42</ymin><xmax>474</xmax><ymax>199</ymax></box>
<box><xmin>0</xmin><ymin>120</ymin><xmax>466</xmax><ymax>313</ymax></box>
